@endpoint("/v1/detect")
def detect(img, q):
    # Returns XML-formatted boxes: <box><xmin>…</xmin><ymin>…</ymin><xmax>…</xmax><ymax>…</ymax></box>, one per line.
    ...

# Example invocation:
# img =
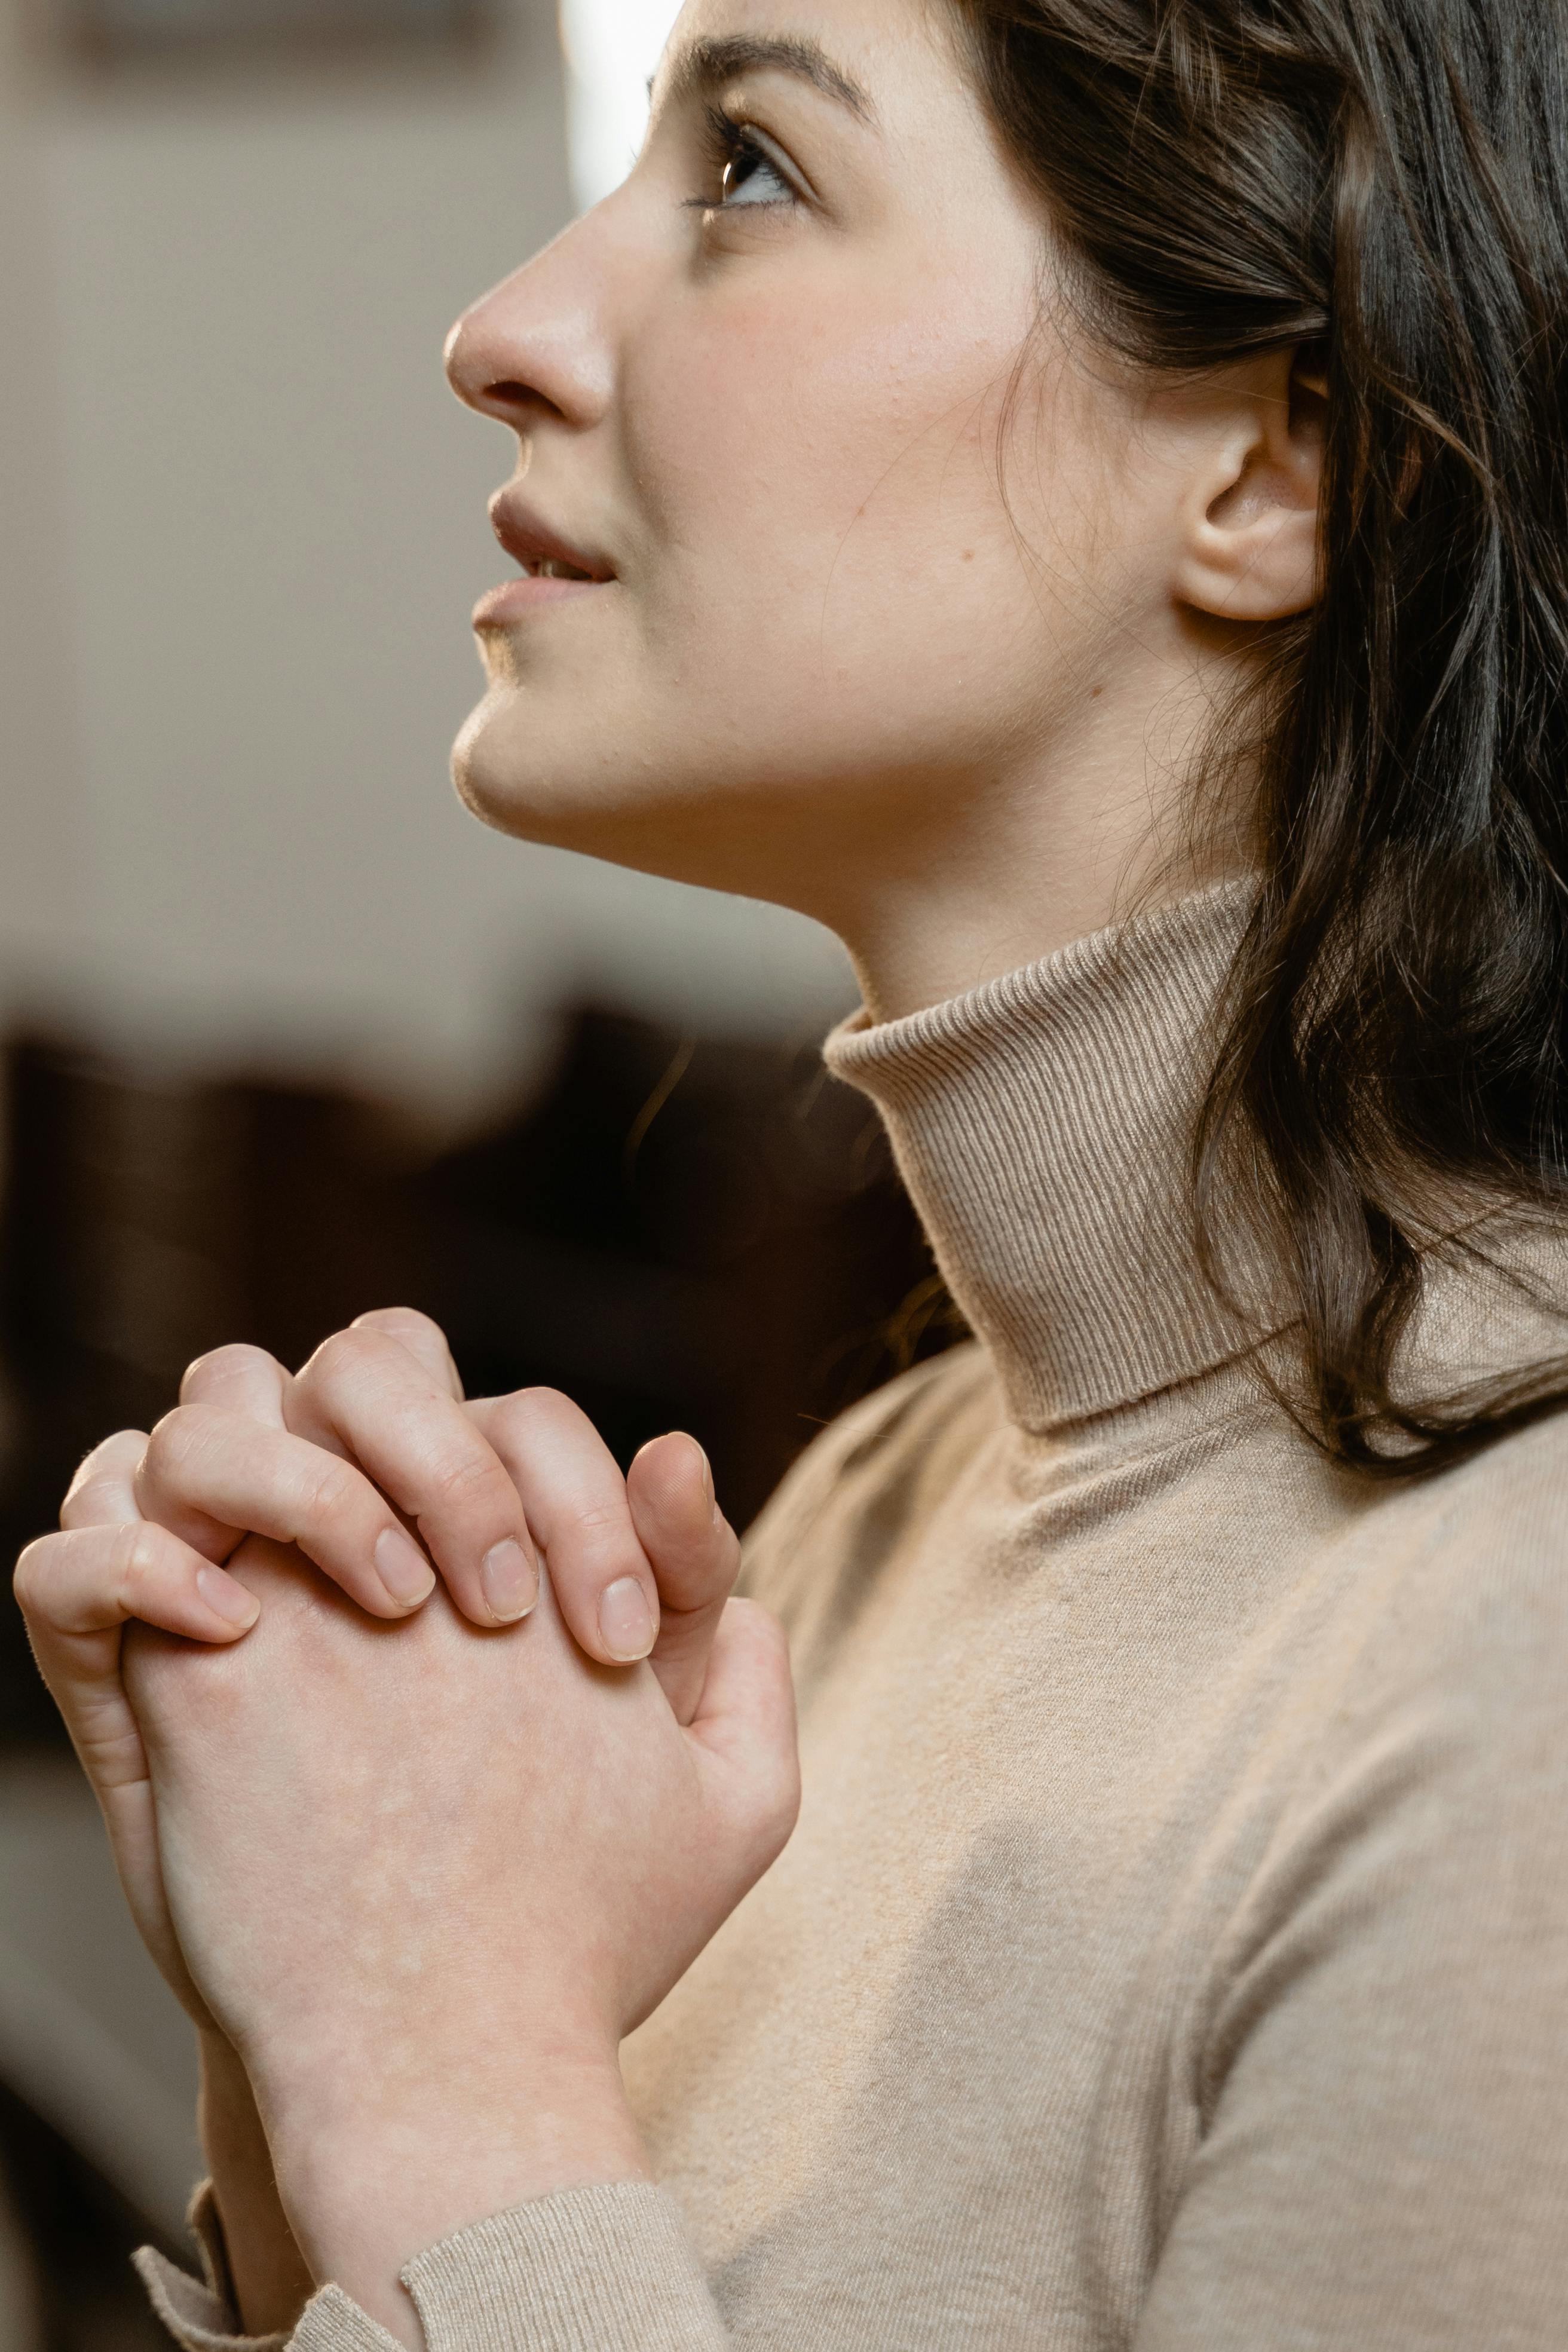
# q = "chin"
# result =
<box><xmin>451</xmin><ymin>685</ymin><xmax>583</xmax><ymax>847</ymax></box>
<box><xmin>451</xmin><ymin>689</ymin><xmax>513</xmax><ymax>832</ymax></box>
<box><xmin>448</xmin><ymin>672</ymin><xmax>849</xmax><ymax>907</ymax></box>
<box><xmin>449</xmin><ymin>685</ymin><xmax>693</xmax><ymax>882</ymax></box>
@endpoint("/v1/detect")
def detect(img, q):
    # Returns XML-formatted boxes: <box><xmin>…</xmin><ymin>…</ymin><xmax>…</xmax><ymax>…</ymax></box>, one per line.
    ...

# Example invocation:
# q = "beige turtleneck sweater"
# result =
<box><xmin>140</xmin><ymin>884</ymin><xmax>1568</xmax><ymax>2352</ymax></box>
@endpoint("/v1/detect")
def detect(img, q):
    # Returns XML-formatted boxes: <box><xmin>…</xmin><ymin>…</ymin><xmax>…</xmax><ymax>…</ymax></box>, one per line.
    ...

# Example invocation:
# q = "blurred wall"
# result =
<box><xmin>0</xmin><ymin>18</ymin><xmax>871</xmax><ymax>2313</ymax></box>
<box><xmin>0</xmin><ymin>0</ymin><xmax>855</xmax><ymax>1124</ymax></box>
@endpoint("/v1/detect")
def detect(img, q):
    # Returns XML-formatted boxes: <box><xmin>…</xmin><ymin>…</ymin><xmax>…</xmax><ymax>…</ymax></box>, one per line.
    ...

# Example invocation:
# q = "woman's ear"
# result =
<box><xmin>1171</xmin><ymin>345</ymin><xmax>1327</xmax><ymax>624</ymax></box>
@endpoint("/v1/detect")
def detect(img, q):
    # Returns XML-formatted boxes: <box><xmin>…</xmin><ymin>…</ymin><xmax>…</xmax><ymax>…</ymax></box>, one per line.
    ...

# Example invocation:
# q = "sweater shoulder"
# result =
<box><xmin>1245</xmin><ymin>1407</ymin><xmax>1568</xmax><ymax>1910</ymax></box>
<box><xmin>1355</xmin><ymin>1407</ymin><xmax>1568</xmax><ymax>1694</ymax></box>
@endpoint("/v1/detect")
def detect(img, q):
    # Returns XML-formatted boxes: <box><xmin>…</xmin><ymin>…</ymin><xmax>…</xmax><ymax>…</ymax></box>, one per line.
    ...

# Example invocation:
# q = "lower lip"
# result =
<box><xmin>472</xmin><ymin>575</ymin><xmax>611</xmax><ymax>626</ymax></box>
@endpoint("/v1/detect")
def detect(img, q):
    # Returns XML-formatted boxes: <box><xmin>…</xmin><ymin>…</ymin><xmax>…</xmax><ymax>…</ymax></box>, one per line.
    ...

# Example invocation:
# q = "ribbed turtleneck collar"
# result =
<box><xmin>824</xmin><ymin>882</ymin><xmax>1260</xmax><ymax>1433</ymax></box>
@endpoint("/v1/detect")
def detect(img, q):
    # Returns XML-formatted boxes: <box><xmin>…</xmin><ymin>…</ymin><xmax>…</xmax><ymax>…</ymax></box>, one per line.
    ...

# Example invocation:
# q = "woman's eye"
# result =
<box><xmin>688</xmin><ymin>109</ymin><xmax>802</xmax><ymax>216</ymax></box>
<box><xmin>718</xmin><ymin>133</ymin><xmax>794</xmax><ymax>209</ymax></box>
<box><xmin>684</xmin><ymin>108</ymin><xmax>805</xmax><ymax>223</ymax></box>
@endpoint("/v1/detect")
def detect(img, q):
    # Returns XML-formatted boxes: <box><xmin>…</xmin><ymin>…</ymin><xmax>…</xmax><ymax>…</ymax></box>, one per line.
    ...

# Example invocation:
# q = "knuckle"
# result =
<box><xmin>114</xmin><ymin>1521</ymin><xmax>168</xmax><ymax>1605</ymax></box>
<box><xmin>78</xmin><ymin>1427</ymin><xmax>148</xmax><ymax>1475</ymax></box>
<box><xmin>304</xmin><ymin>1327</ymin><xmax>363</xmax><ymax>1382</ymax></box>
<box><xmin>566</xmin><ymin>1503</ymin><xmax>643</xmax><ymax>1581</ymax></box>
<box><xmin>300</xmin><ymin>1325</ymin><xmax>388</xmax><ymax>1399</ymax></box>
<box><xmin>353</xmin><ymin>1305</ymin><xmax>446</xmax><ymax>1345</ymax></box>
<box><xmin>142</xmin><ymin>1408</ymin><xmax>197</xmax><ymax>1478</ymax></box>
<box><xmin>61</xmin><ymin>1430</ymin><xmax>149</xmax><ymax>1526</ymax></box>
<box><xmin>12</xmin><ymin>1536</ymin><xmax>56</xmax><ymax>1615</ymax></box>
<box><xmin>514</xmin><ymin>1384</ymin><xmax>572</xmax><ymax>1414</ymax></box>
<box><xmin>182</xmin><ymin>1341</ymin><xmax>275</xmax><ymax>1392</ymax></box>
<box><xmin>572</xmin><ymin>1497</ymin><xmax>630</xmax><ymax>1538</ymax></box>
<box><xmin>140</xmin><ymin>1406</ymin><xmax>231</xmax><ymax>1499</ymax></box>
<box><xmin>301</xmin><ymin>1452</ymin><xmax>363</xmax><ymax>1521</ymax></box>
<box><xmin>496</xmin><ymin>1386</ymin><xmax>573</xmax><ymax>1437</ymax></box>
<box><xmin>427</xmin><ymin>1447</ymin><xmax>501</xmax><ymax>1512</ymax></box>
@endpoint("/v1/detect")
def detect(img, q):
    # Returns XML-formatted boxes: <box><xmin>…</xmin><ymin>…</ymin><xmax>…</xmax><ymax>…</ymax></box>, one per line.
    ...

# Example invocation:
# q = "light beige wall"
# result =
<box><xmin>0</xmin><ymin>3</ymin><xmax>852</xmax><ymax>1119</ymax></box>
<box><xmin>0</xmin><ymin>5</ymin><xmax>81</xmax><ymax>969</ymax></box>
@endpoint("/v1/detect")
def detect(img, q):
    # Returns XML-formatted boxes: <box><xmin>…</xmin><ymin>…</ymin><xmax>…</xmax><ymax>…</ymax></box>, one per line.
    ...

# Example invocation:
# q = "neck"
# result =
<box><xmin>838</xmin><ymin>793</ymin><xmax>1215</xmax><ymax>1029</ymax></box>
<box><xmin>822</xmin><ymin>629</ymin><xmax>1252</xmax><ymax>1026</ymax></box>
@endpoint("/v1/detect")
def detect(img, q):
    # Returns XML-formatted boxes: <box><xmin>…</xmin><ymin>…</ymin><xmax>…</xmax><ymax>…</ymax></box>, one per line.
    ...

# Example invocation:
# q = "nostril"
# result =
<box><xmin>485</xmin><ymin>379</ymin><xmax>534</xmax><ymax>407</ymax></box>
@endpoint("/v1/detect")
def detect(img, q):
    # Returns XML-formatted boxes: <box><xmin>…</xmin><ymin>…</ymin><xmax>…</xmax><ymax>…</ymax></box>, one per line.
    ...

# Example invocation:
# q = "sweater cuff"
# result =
<box><xmin>134</xmin><ymin>2182</ymin><xmax>402</xmax><ymax>2352</ymax></box>
<box><xmin>133</xmin><ymin>2181</ymin><xmax>290</xmax><ymax>2352</ymax></box>
<box><xmin>137</xmin><ymin>2179</ymin><xmax>727</xmax><ymax>2352</ymax></box>
<box><xmin>402</xmin><ymin>2182</ymin><xmax>730</xmax><ymax>2352</ymax></box>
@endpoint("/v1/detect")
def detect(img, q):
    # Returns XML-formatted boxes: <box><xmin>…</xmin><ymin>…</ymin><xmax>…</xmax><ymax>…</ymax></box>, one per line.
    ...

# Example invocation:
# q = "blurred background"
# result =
<box><xmin>0</xmin><ymin>2</ymin><xmax>957</xmax><ymax>2340</ymax></box>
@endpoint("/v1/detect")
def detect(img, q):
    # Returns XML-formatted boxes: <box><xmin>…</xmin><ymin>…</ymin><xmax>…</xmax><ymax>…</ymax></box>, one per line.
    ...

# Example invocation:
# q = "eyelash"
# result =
<box><xmin>688</xmin><ymin>105</ymin><xmax>803</xmax><ymax>216</ymax></box>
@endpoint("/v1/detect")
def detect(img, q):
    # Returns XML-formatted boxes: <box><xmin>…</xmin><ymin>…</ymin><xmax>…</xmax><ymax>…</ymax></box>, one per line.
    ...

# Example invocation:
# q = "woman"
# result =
<box><xmin>15</xmin><ymin>0</ymin><xmax>1568</xmax><ymax>2344</ymax></box>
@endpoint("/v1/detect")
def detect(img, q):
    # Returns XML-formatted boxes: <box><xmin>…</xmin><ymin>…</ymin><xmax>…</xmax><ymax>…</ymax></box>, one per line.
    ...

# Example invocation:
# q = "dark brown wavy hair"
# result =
<box><xmin>953</xmin><ymin>0</ymin><xmax>1568</xmax><ymax>1473</ymax></box>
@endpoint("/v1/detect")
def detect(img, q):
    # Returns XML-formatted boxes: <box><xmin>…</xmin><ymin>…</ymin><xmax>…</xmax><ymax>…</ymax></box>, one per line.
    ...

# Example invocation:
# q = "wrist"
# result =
<box><xmin>262</xmin><ymin>2041</ymin><xmax>647</xmax><ymax>2345</ymax></box>
<box><xmin>197</xmin><ymin>2032</ymin><xmax>314</xmax><ymax>2336</ymax></box>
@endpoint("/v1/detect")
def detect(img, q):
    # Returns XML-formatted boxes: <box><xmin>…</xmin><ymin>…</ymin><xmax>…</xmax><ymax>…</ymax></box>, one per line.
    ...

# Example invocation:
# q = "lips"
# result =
<box><xmin>488</xmin><ymin>491</ymin><xmax>615</xmax><ymax>584</ymax></box>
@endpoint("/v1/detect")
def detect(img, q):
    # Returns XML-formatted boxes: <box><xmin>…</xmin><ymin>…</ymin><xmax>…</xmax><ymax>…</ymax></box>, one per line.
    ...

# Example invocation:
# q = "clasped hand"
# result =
<box><xmin>14</xmin><ymin>1309</ymin><xmax>800</xmax><ymax>2341</ymax></box>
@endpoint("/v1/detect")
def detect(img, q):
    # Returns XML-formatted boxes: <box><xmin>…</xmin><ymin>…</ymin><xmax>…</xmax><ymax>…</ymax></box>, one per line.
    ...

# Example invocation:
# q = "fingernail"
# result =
<box><xmin>599</xmin><ymin>1575</ymin><xmax>656</xmax><ymax>1662</ymax></box>
<box><xmin>197</xmin><ymin>1564</ymin><xmax>260</xmax><ymax>1629</ymax></box>
<box><xmin>375</xmin><ymin>1527</ymin><xmax>437</xmax><ymax>1609</ymax></box>
<box><xmin>481</xmin><ymin>1538</ymin><xmax>538</xmax><ymax>1624</ymax></box>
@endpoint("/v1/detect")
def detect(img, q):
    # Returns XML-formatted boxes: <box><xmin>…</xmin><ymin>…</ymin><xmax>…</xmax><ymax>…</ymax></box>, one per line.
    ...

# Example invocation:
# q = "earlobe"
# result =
<box><xmin>1172</xmin><ymin>350</ymin><xmax>1326</xmax><ymax>625</ymax></box>
<box><xmin>1175</xmin><ymin>502</ymin><xmax>1322</xmax><ymax>624</ymax></box>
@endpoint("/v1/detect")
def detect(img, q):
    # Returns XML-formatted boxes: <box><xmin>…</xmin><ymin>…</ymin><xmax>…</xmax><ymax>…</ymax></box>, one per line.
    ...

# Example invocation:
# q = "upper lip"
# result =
<box><xmin>489</xmin><ymin>490</ymin><xmax>615</xmax><ymax>581</ymax></box>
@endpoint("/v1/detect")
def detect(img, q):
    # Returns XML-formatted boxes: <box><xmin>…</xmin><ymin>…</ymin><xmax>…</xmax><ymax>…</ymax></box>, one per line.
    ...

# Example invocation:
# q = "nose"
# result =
<box><xmin>445</xmin><ymin>215</ymin><xmax>617</xmax><ymax>433</ymax></box>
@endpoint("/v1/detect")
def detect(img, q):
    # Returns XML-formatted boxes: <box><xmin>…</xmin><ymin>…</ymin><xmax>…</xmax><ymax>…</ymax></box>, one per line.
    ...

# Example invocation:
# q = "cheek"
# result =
<box><xmin>621</xmin><ymin>279</ymin><xmax>1059</xmax><ymax>726</ymax></box>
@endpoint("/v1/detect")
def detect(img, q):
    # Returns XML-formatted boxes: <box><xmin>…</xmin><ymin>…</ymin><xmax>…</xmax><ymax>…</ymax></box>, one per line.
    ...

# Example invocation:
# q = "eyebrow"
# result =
<box><xmin>656</xmin><ymin>33</ymin><xmax>875</xmax><ymax>124</ymax></box>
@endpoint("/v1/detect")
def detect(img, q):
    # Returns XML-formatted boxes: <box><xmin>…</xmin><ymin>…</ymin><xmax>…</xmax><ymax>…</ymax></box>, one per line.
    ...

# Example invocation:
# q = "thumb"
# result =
<box><xmin>684</xmin><ymin>1597</ymin><xmax>801</xmax><ymax>1868</ymax></box>
<box><xmin>627</xmin><ymin>1432</ymin><xmax>740</xmax><ymax>1726</ymax></box>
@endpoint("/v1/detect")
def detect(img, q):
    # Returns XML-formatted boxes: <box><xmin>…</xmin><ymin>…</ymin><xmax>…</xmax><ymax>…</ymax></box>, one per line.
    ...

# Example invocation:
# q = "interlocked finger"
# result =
<box><xmin>136</xmin><ymin>1405</ymin><xmax>439</xmax><ymax>1618</ymax></box>
<box><xmin>286</xmin><ymin>1324</ymin><xmax>538</xmax><ymax>1627</ymax></box>
<box><xmin>471</xmin><ymin>1388</ymin><xmax>662</xmax><ymax>1667</ymax></box>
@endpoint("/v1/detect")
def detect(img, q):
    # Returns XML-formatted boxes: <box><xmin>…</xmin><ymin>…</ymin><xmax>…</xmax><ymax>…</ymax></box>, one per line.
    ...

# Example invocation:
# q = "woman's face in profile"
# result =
<box><xmin>445</xmin><ymin>0</ymin><xmax>1150</xmax><ymax>924</ymax></box>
